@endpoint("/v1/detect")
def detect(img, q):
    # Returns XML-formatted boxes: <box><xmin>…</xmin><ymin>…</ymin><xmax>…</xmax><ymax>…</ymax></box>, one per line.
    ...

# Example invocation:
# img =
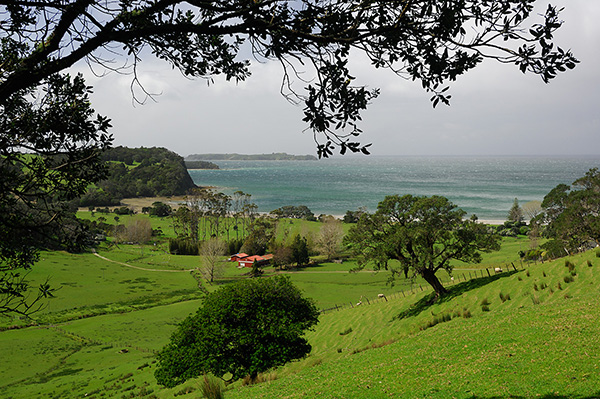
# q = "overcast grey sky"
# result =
<box><xmin>76</xmin><ymin>1</ymin><xmax>600</xmax><ymax>158</ymax></box>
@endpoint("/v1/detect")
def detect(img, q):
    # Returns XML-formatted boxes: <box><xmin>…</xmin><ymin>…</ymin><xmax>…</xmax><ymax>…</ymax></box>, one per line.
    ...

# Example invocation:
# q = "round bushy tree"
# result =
<box><xmin>155</xmin><ymin>276</ymin><xmax>319</xmax><ymax>387</ymax></box>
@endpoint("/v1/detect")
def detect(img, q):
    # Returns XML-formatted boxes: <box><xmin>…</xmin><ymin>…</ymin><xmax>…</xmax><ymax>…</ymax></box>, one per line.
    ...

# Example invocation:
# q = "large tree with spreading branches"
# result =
<box><xmin>0</xmin><ymin>1</ymin><xmax>578</xmax><ymax>315</ymax></box>
<box><xmin>345</xmin><ymin>195</ymin><xmax>501</xmax><ymax>297</ymax></box>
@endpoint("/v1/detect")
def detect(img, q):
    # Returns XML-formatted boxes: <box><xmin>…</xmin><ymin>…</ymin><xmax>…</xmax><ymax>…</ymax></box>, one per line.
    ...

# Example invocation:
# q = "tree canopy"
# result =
<box><xmin>0</xmin><ymin>0</ymin><xmax>579</xmax><ymax>315</ymax></box>
<box><xmin>536</xmin><ymin>168</ymin><xmax>600</xmax><ymax>253</ymax></box>
<box><xmin>0</xmin><ymin>73</ymin><xmax>111</xmax><ymax>316</ymax></box>
<box><xmin>79</xmin><ymin>146</ymin><xmax>197</xmax><ymax>206</ymax></box>
<box><xmin>507</xmin><ymin>198</ymin><xmax>524</xmax><ymax>223</ymax></box>
<box><xmin>1</xmin><ymin>0</ymin><xmax>578</xmax><ymax>156</ymax></box>
<box><xmin>345</xmin><ymin>194</ymin><xmax>501</xmax><ymax>297</ymax></box>
<box><xmin>154</xmin><ymin>275</ymin><xmax>319</xmax><ymax>386</ymax></box>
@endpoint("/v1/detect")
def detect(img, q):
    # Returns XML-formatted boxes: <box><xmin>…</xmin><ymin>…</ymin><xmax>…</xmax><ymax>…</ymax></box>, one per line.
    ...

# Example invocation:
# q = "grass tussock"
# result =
<box><xmin>351</xmin><ymin>338</ymin><xmax>397</xmax><ymax>355</ymax></box>
<box><xmin>241</xmin><ymin>372</ymin><xmax>278</xmax><ymax>387</ymax></box>
<box><xmin>453</xmin><ymin>307</ymin><xmax>472</xmax><ymax>318</ymax></box>
<box><xmin>499</xmin><ymin>292</ymin><xmax>511</xmax><ymax>303</ymax></box>
<box><xmin>174</xmin><ymin>386</ymin><xmax>196</xmax><ymax>397</ymax></box>
<box><xmin>565</xmin><ymin>260</ymin><xmax>576</xmax><ymax>272</ymax></box>
<box><xmin>200</xmin><ymin>375</ymin><xmax>224</xmax><ymax>399</ymax></box>
<box><xmin>339</xmin><ymin>327</ymin><xmax>353</xmax><ymax>336</ymax></box>
<box><xmin>563</xmin><ymin>275</ymin><xmax>575</xmax><ymax>284</ymax></box>
<box><xmin>480</xmin><ymin>297</ymin><xmax>491</xmax><ymax>311</ymax></box>
<box><xmin>421</xmin><ymin>312</ymin><xmax>452</xmax><ymax>331</ymax></box>
<box><xmin>306</xmin><ymin>357</ymin><xmax>323</xmax><ymax>368</ymax></box>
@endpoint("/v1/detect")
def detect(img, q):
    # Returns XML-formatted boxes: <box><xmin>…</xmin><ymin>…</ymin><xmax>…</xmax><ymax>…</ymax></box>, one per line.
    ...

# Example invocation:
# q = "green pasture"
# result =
<box><xmin>2</xmin><ymin>230</ymin><xmax>597</xmax><ymax>398</ymax></box>
<box><xmin>226</xmin><ymin>250</ymin><xmax>600</xmax><ymax>399</ymax></box>
<box><xmin>2</xmin><ymin>250</ymin><xmax>200</xmax><ymax>327</ymax></box>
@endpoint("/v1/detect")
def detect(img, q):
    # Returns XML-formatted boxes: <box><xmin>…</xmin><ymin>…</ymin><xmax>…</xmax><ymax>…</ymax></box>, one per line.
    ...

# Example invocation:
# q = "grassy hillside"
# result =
<box><xmin>1</xmin><ymin>240</ymin><xmax>598</xmax><ymax>398</ymax></box>
<box><xmin>227</xmin><ymin>250</ymin><xmax>600</xmax><ymax>398</ymax></box>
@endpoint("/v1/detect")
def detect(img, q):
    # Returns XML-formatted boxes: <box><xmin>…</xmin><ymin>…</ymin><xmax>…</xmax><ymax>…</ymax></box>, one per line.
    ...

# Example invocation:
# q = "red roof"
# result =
<box><xmin>229</xmin><ymin>253</ymin><xmax>248</xmax><ymax>261</ymax></box>
<box><xmin>237</xmin><ymin>254</ymin><xmax>273</xmax><ymax>267</ymax></box>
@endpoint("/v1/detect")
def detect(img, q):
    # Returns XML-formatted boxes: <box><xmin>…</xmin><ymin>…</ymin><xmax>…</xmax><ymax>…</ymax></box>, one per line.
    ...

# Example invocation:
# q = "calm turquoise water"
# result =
<box><xmin>187</xmin><ymin>156</ymin><xmax>600</xmax><ymax>221</ymax></box>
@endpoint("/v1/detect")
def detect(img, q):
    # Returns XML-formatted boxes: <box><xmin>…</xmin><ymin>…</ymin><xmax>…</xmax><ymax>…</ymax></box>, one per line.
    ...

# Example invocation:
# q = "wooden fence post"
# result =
<box><xmin>486</xmin><ymin>268</ymin><xmax>491</xmax><ymax>277</ymax></box>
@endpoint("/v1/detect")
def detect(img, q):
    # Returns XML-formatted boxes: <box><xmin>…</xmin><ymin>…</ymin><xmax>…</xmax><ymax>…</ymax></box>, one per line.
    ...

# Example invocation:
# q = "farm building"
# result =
<box><xmin>229</xmin><ymin>253</ymin><xmax>248</xmax><ymax>262</ymax></box>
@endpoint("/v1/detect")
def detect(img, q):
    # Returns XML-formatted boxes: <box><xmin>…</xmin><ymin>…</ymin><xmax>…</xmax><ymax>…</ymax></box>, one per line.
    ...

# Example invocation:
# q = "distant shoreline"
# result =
<box><xmin>186</xmin><ymin>153</ymin><xmax>317</xmax><ymax>161</ymax></box>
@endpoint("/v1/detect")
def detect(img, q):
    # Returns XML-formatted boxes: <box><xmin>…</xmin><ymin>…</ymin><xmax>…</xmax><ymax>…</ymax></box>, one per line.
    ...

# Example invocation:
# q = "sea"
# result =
<box><xmin>187</xmin><ymin>155</ymin><xmax>600</xmax><ymax>223</ymax></box>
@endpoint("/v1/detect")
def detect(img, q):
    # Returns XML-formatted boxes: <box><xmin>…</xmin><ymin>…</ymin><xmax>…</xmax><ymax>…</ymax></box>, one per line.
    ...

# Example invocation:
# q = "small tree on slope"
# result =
<box><xmin>154</xmin><ymin>276</ymin><xmax>319</xmax><ymax>386</ymax></box>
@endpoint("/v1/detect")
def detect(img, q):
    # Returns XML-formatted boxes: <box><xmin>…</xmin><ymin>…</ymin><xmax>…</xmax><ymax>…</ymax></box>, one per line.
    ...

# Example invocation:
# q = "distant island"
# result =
<box><xmin>184</xmin><ymin>160</ymin><xmax>220</xmax><ymax>170</ymax></box>
<box><xmin>186</xmin><ymin>152</ymin><xmax>318</xmax><ymax>161</ymax></box>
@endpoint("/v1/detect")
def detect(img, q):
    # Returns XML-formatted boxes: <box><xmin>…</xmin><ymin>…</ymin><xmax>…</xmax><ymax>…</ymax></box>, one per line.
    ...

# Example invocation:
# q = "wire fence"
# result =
<box><xmin>319</xmin><ymin>261</ymin><xmax>527</xmax><ymax>314</ymax></box>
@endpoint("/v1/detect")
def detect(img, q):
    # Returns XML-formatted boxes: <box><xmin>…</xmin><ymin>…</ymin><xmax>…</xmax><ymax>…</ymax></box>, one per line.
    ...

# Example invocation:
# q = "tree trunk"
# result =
<box><xmin>421</xmin><ymin>268</ymin><xmax>448</xmax><ymax>297</ymax></box>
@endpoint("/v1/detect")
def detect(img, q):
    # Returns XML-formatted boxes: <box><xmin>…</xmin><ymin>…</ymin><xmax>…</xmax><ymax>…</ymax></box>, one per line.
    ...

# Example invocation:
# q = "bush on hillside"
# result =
<box><xmin>541</xmin><ymin>239</ymin><xmax>568</xmax><ymax>260</ymax></box>
<box><xmin>155</xmin><ymin>276</ymin><xmax>319</xmax><ymax>387</ymax></box>
<box><xmin>169</xmin><ymin>238</ymin><xmax>199</xmax><ymax>256</ymax></box>
<box><xmin>113</xmin><ymin>206</ymin><xmax>134</xmax><ymax>215</ymax></box>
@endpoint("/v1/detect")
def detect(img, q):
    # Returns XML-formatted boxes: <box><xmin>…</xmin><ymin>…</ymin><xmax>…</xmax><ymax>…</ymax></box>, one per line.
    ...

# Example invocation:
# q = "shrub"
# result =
<box><xmin>113</xmin><ymin>206</ymin><xmax>133</xmax><ymax>215</ymax></box>
<box><xmin>588</xmin><ymin>260</ymin><xmax>593</xmax><ymax>267</ymax></box>
<box><xmin>481</xmin><ymin>305</ymin><xmax>490</xmax><ymax>312</ymax></box>
<box><xmin>522</xmin><ymin>248</ymin><xmax>543</xmax><ymax>261</ymax></box>
<box><xmin>227</xmin><ymin>238</ymin><xmax>244</xmax><ymax>255</ymax></box>
<box><xmin>168</xmin><ymin>238</ymin><xmax>199</xmax><ymax>255</ymax></box>
<box><xmin>541</xmin><ymin>239</ymin><xmax>569</xmax><ymax>260</ymax></box>
<box><xmin>563</xmin><ymin>275</ymin><xmax>575</xmax><ymax>283</ymax></box>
